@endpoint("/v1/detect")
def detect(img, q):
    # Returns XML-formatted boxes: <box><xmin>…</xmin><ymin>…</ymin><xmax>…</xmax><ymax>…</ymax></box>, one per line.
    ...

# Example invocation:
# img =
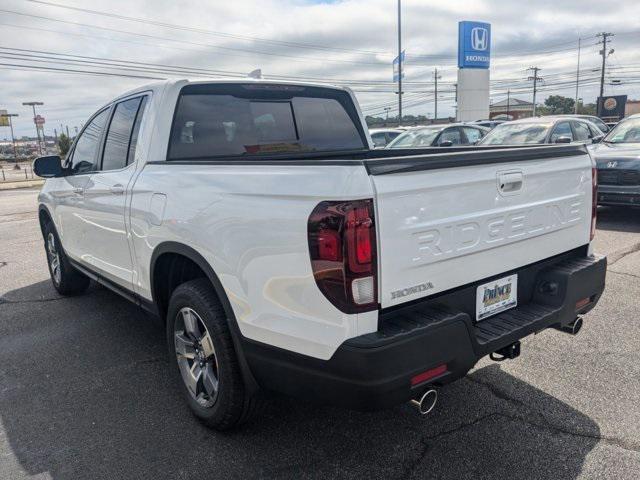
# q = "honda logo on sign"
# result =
<box><xmin>471</xmin><ymin>27</ymin><xmax>488</xmax><ymax>51</ymax></box>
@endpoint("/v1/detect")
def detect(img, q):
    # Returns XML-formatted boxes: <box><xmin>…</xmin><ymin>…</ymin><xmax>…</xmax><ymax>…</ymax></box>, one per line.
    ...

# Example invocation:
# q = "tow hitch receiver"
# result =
<box><xmin>490</xmin><ymin>341</ymin><xmax>521</xmax><ymax>362</ymax></box>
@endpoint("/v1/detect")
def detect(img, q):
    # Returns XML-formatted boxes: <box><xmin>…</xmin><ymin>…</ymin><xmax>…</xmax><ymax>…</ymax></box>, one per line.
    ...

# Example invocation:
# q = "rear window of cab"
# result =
<box><xmin>167</xmin><ymin>84</ymin><xmax>366</xmax><ymax>160</ymax></box>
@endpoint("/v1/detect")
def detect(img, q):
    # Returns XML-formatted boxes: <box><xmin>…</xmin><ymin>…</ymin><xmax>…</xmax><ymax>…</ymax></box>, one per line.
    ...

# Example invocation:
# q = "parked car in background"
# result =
<box><xmin>369</xmin><ymin>128</ymin><xmax>404</xmax><ymax>148</ymax></box>
<box><xmin>472</xmin><ymin>120</ymin><xmax>505</xmax><ymax>129</ymax></box>
<box><xmin>555</xmin><ymin>114</ymin><xmax>610</xmax><ymax>134</ymax></box>
<box><xmin>479</xmin><ymin>117</ymin><xmax>604</xmax><ymax>146</ymax></box>
<box><xmin>386</xmin><ymin>123</ymin><xmax>488</xmax><ymax>148</ymax></box>
<box><xmin>590</xmin><ymin>114</ymin><xmax>640</xmax><ymax>206</ymax></box>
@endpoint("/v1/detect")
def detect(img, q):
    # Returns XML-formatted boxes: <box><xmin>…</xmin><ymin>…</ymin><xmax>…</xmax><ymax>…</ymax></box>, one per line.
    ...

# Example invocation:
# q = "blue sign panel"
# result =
<box><xmin>393</xmin><ymin>50</ymin><xmax>405</xmax><ymax>82</ymax></box>
<box><xmin>458</xmin><ymin>21</ymin><xmax>491</xmax><ymax>69</ymax></box>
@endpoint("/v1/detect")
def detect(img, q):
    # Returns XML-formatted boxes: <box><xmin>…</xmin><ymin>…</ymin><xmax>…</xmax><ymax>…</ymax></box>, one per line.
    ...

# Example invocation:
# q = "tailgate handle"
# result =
<box><xmin>498</xmin><ymin>172</ymin><xmax>523</xmax><ymax>194</ymax></box>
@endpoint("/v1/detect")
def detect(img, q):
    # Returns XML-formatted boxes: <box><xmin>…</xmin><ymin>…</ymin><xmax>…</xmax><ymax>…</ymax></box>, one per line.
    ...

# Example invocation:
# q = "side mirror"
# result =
<box><xmin>591</xmin><ymin>136</ymin><xmax>603</xmax><ymax>144</ymax></box>
<box><xmin>439</xmin><ymin>140</ymin><xmax>453</xmax><ymax>147</ymax></box>
<box><xmin>33</xmin><ymin>155</ymin><xmax>63</xmax><ymax>178</ymax></box>
<box><xmin>554</xmin><ymin>136</ymin><xmax>572</xmax><ymax>144</ymax></box>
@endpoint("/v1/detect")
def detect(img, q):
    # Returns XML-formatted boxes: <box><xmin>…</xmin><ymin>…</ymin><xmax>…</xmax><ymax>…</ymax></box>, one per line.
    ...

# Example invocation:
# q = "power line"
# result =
<box><xmin>21</xmin><ymin>0</ymin><xmax>390</xmax><ymax>56</ymax></box>
<box><xmin>0</xmin><ymin>9</ymin><xmax>387</xmax><ymax>66</ymax></box>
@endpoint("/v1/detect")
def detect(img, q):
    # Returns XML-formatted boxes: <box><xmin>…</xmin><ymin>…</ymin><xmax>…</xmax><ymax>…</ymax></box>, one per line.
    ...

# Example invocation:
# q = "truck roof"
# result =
<box><xmin>111</xmin><ymin>77</ymin><xmax>350</xmax><ymax>104</ymax></box>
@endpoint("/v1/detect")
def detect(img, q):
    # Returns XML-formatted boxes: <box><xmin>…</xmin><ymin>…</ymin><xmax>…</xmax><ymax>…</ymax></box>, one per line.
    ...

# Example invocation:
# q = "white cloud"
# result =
<box><xmin>1</xmin><ymin>0</ymin><xmax>639</xmax><ymax>137</ymax></box>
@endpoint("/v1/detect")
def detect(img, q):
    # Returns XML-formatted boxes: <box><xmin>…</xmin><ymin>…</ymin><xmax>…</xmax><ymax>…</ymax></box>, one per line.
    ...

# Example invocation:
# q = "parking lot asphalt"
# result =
<box><xmin>0</xmin><ymin>187</ymin><xmax>639</xmax><ymax>480</ymax></box>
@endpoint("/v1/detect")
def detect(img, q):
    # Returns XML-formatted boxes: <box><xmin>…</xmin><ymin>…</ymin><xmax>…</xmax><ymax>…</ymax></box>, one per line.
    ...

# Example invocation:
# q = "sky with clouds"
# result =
<box><xmin>1</xmin><ymin>0</ymin><xmax>640</xmax><ymax>138</ymax></box>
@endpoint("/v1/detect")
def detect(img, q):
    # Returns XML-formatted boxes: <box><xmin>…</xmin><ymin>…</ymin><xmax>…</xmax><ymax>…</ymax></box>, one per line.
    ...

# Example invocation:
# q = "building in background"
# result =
<box><xmin>625</xmin><ymin>100</ymin><xmax>640</xmax><ymax>116</ymax></box>
<box><xmin>489</xmin><ymin>97</ymin><xmax>533</xmax><ymax>120</ymax></box>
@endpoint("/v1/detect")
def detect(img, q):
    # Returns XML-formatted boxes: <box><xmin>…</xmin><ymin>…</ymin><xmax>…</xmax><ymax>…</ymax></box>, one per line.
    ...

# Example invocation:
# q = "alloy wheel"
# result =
<box><xmin>47</xmin><ymin>232</ymin><xmax>61</xmax><ymax>285</ymax></box>
<box><xmin>174</xmin><ymin>307</ymin><xmax>220</xmax><ymax>408</ymax></box>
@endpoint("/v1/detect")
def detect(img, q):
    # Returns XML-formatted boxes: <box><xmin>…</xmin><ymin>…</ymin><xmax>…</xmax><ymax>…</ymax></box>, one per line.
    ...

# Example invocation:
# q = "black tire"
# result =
<box><xmin>43</xmin><ymin>220</ymin><xmax>90</xmax><ymax>296</ymax></box>
<box><xmin>166</xmin><ymin>278</ymin><xmax>262</xmax><ymax>430</ymax></box>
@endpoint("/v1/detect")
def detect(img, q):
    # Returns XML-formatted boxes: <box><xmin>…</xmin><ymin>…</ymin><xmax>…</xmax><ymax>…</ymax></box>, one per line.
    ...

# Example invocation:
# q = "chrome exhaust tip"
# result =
<box><xmin>410</xmin><ymin>389</ymin><xmax>438</xmax><ymax>415</ymax></box>
<box><xmin>555</xmin><ymin>317</ymin><xmax>583</xmax><ymax>335</ymax></box>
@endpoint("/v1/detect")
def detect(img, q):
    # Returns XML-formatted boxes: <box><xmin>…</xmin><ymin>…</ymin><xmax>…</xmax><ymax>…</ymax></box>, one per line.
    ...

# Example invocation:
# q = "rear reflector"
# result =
<box><xmin>575</xmin><ymin>296</ymin><xmax>592</xmax><ymax>311</ymax></box>
<box><xmin>411</xmin><ymin>364</ymin><xmax>447</xmax><ymax>387</ymax></box>
<box><xmin>591</xmin><ymin>167</ymin><xmax>597</xmax><ymax>241</ymax></box>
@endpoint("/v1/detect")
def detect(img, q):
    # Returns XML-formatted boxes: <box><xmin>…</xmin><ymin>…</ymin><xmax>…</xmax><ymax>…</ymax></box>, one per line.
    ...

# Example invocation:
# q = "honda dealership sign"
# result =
<box><xmin>457</xmin><ymin>20</ymin><xmax>491</xmax><ymax>121</ymax></box>
<box><xmin>458</xmin><ymin>21</ymin><xmax>491</xmax><ymax>68</ymax></box>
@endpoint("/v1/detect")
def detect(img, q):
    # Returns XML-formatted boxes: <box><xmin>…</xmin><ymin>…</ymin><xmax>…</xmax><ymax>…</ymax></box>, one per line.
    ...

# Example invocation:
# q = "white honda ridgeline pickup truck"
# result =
<box><xmin>34</xmin><ymin>79</ymin><xmax>606</xmax><ymax>430</ymax></box>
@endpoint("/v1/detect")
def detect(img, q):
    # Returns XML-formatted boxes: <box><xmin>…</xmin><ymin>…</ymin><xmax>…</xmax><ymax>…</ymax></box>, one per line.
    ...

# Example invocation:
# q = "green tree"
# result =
<box><xmin>543</xmin><ymin>95</ymin><xmax>576</xmax><ymax>114</ymax></box>
<box><xmin>58</xmin><ymin>133</ymin><xmax>71</xmax><ymax>157</ymax></box>
<box><xmin>577</xmin><ymin>102</ymin><xmax>597</xmax><ymax>115</ymax></box>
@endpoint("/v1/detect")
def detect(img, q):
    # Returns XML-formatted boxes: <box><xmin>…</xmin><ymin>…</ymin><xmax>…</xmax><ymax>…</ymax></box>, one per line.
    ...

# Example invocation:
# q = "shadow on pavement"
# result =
<box><xmin>0</xmin><ymin>280</ymin><xmax>601</xmax><ymax>480</ymax></box>
<box><xmin>596</xmin><ymin>205</ymin><xmax>640</xmax><ymax>233</ymax></box>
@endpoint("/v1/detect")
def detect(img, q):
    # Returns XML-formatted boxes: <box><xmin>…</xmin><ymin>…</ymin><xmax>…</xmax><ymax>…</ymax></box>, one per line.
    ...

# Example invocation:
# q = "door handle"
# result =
<box><xmin>110</xmin><ymin>184</ymin><xmax>125</xmax><ymax>195</ymax></box>
<box><xmin>497</xmin><ymin>171</ymin><xmax>524</xmax><ymax>194</ymax></box>
<box><xmin>72</xmin><ymin>187</ymin><xmax>84</xmax><ymax>194</ymax></box>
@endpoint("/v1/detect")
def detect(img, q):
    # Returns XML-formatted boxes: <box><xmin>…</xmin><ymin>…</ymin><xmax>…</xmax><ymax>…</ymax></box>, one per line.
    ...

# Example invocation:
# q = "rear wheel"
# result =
<box><xmin>166</xmin><ymin>279</ymin><xmax>262</xmax><ymax>430</ymax></box>
<box><xmin>43</xmin><ymin>221</ymin><xmax>90</xmax><ymax>296</ymax></box>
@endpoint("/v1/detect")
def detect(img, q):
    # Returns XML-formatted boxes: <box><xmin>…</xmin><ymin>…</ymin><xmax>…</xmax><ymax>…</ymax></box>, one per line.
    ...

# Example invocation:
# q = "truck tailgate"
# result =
<box><xmin>367</xmin><ymin>146</ymin><xmax>593</xmax><ymax>308</ymax></box>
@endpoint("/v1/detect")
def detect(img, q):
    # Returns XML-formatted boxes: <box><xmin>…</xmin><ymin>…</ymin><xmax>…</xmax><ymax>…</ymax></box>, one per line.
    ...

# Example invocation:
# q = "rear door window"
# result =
<box><xmin>168</xmin><ymin>84</ymin><xmax>365</xmax><ymax>160</ymax></box>
<box><xmin>101</xmin><ymin>96</ymin><xmax>146</xmax><ymax>171</ymax></box>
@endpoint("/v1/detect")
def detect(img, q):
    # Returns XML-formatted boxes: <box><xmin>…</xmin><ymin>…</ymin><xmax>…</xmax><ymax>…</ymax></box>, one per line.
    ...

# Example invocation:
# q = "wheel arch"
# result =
<box><xmin>150</xmin><ymin>241</ymin><xmax>259</xmax><ymax>392</ymax></box>
<box><xmin>38</xmin><ymin>204</ymin><xmax>53</xmax><ymax>237</ymax></box>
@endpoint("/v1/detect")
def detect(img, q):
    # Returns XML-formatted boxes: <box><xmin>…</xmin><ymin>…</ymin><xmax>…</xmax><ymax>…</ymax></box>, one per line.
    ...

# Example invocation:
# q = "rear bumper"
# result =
<box><xmin>243</xmin><ymin>249</ymin><xmax>606</xmax><ymax>410</ymax></box>
<box><xmin>597</xmin><ymin>184</ymin><xmax>640</xmax><ymax>206</ymax></box>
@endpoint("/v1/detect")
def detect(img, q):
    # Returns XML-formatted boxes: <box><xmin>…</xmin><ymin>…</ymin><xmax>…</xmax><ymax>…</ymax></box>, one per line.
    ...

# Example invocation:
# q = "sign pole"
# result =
<box><xmin>22</xmin><ymin>101</ymin><xmax>44</xmax><ymax>155</ymax></box>
<box><xmin>1</xmin><ymin>113</ymin><xmax>20</xmax><ymax>169</ymax></box>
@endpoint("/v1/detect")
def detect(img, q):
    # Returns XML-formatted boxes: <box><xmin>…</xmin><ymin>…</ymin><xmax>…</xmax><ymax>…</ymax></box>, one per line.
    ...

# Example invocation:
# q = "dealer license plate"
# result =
<box><xmin>476</xmin><ymin>274</ymin><xmax>518</xmax><ymax>321</ymax></box>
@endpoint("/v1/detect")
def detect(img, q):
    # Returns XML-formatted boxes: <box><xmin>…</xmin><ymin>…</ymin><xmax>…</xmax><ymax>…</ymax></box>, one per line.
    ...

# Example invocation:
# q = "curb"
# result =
<box><xmin>0</xmin><ymin>180</ymin><xmax>44</xmax><ymax>191</ymax></box>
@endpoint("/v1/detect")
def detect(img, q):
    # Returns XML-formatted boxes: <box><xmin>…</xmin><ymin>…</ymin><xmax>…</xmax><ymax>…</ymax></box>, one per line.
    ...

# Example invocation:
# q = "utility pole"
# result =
<box><xmin>574</xmin><ymin>37</ymin><xmax>581</xmax><ymax>114</ymax></box>
<box><xmin>453</xmin><ymin>83</ymin><xmax>458</xmax><ymax>119</ymax></box>
<box><xmin>596</xmin><ymin>32</ymin><xmax>614</xmax><ymax>117</ymax></box>
<box><xmin>1</xmin><ymin>113</ymin><xmax>19</xmax><ymax>168</ymax></box>
<box><xmin>434</xmin><ymin>68</ymin><xmax>442</xmax><ymax>121</ymax></box>
<box><xmin>22</xmin><ymin>101</ymin><xmax>44</xmax><ymax>155</ymax></box>
<box><xmin>384</xmin><ymin>107</ymin><xmax>391</xmax><ymax>122</ymax></box>
<box><xmin>506</xmin><ymin>90</ymin><xmax>511</xmax><ymax>119</ymax></box>
<box><xmin>527</xmin><ymin>67</ymin><xmax>542</xmax><ymax>116</ymax></box>
<box><xmin>397</xmin><ymin>0</ymin><xmax>402</xmax><ymax>126</ymax></box>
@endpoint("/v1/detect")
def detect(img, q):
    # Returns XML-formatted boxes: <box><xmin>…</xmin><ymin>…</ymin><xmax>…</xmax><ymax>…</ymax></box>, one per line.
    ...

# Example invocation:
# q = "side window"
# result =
<box><xmin>386</xmin><ymin>131</ymin><xmax>401</xmax><ymax>143</ymax></box>
<box><xmin>69</xmin><ymin>108</ymin><xmax>110</xmax><ymax>174</ymax></box>
<box><xmin>439</xmin><ymin>128</ymin><xmax>462</xmax><ymax>145</ymax></box>
<box><xmin>550</xmin><ymin>122</ymin><xmax>574</xmax><ymax>142</ymax></box>
<box><xmin>593</xmin><ymin>118</ymin><xmax>608</xmax><ymax>132</ymax></box>
<box><xmin>462</xmin><ymin>127</ymin><xmax>483</xmax><ymax>144</ymax></box>
<box><xmin>371</xmin><ymin>132</ymin><xmax>386</xmax><ymax>147</ymax></box>
<box><xmin>101</xmin><ymin>97</ymin><xmax>145</xmax><ymax>171</ymax></box>
<box><xmin>572</xmin><ymin>121</ymin><xmax>591</xmax><ymax>142</ymax></box>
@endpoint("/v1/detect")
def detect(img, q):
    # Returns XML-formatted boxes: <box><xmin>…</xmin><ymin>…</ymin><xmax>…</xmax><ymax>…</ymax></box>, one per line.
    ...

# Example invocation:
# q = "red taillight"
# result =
<box><xmin>591</xmin><ymin>167</ymin><xmax>597</xmax><ymax>241</ymax></box>
<box><xmin>308</xmin><ymin>199</ymin><xmax>378</xmax><ymax>313</ymax></box>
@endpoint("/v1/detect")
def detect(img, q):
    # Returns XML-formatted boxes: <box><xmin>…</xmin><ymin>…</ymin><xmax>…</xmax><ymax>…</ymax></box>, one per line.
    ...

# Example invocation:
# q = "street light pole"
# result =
<box><xmin>397</xmin><ymin>0</ymin><xmax>402</xmax><ymax>126</ymax></box>
<box><xmin>574</xmin><ymin>37</ymin><xmax>581</xmax><ymax>114</ymax></box>
<box><xmin>1</xmin><ymin>113</ymin><xmax>19</xmax><ymax>168</ymax></box>
<box><xmin>22</xmin><ymin>101</ymin><xmax>44</xmax><ymax>155</ymax></box>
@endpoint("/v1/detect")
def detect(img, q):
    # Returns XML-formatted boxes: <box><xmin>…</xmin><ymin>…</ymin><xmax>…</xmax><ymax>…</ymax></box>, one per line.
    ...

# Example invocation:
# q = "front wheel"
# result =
<box><xmin>166</xmin><ymin>279</ymin><xmax>262</xmax><ymax>430</ymax></box>
<box><xmin>43</xmin><ymin>221</ymin><xmax>90</xmax><ymax>296</ymax></box>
